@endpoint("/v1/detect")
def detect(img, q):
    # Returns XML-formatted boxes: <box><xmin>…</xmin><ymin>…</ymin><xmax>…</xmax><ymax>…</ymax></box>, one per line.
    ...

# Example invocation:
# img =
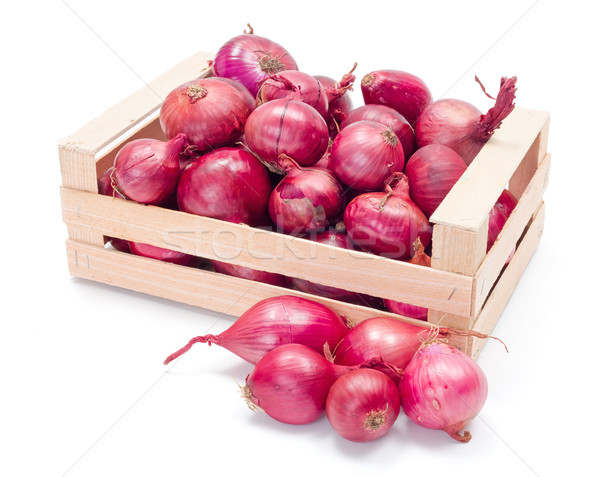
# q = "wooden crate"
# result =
<box><xmin>58</xmin><ymin>51</ymin><xmax>550</xmax><ymax>359</ymax></box>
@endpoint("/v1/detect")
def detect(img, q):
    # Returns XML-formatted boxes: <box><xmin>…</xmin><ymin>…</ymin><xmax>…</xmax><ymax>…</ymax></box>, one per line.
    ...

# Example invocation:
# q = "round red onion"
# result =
<box><xmin>343</xmin><ymin>173</ymin><xmax>432</xmax><ymax>260</ymax></box>
<box><xmin>129</xmin><ymin>241</ymin><xmax>197</xmax><ymax>266</ymax></box>
<box><xmin>415</xmin><ymin>76</ymin><xmax>517</xmax><ymax>165</ymax></box>
<box><xmin>159</xmin><ymin>77</ymin><xmax>255</xmax><ymax>152</ymax></box>
<box><xmin>244</xmin><ymin>98</ymin><xmax>329</xmax><ymax>168</ymax></box>
<box><xmin>177</xmin><ymin>147</ymin><xmax>271</xmax><ymax>226</ymax></box>
<box><xmin>163</xmin><ymin>295</ymin><xmax>350</xmax><ymax>365</ymax></box>
<box><xmin>342</xmin><ymin>104</ymin><xmax>417</xmax><ymax>159</ymax></box>
<box><xmin>268</xmin><ymin>156</ymin><xmax>344</xmax><ymax>235</ymax></box>
<box><xmin>211</xmin><ymin>260</ymin><xmax>287</xmax><ymax>287</ymax></box>
<box><xmin>361</xmin><ymin>70</ymin><xmax>432</xmax><ymax>126</ymax></box>
<box><xmin>403</xmin><ymin>144</ymin><xmax>467</xmax><ymax>218</ymax></box>
<box><xmin>211</xmin><ymin>24</ymin><xmax>298</xmax><ymax>97</ymax></box>
<box><xmin>330</xmin><ymin>120</ymin><xmax>405</xmax><ymax>191</ymax></box>
<box><xmin>398</xmin><ymin>341</ymin><xmax>488</xmax><ymax>442</ymax></box>
<box><xmin>326</xmin><ymin>369</ymin><xmax>401</xmax><ymax>442</ymax></box>
<box><xmin>97</xmin><ymin>167</ymin><xmax>130</xmax><ymax>253</ymax></box>
<box><xmin>112</xmin><ymin>134</ymin><xmax>187</xmax><ymax>206</ymax></box>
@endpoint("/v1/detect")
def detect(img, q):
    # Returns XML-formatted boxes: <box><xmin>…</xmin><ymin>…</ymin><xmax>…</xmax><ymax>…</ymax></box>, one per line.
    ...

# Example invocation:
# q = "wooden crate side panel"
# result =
<box><xmin>60</xmin><ymin>187</ymin><xmax>473</xmax><ymax>316</ymax></box>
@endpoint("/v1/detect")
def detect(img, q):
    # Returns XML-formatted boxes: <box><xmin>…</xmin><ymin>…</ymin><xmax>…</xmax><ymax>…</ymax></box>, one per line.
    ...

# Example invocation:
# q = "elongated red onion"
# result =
<box><xmin>342</xmin><ymin>104</ymin><xmax>417</xmax><ymax>159</ymax></box>
<box><xmin>415</xmin><ymin>76</ymin><xmax>517</xmax><ymax>165</ymax></box>
<box><xmin>315</xmin><ymin>64</ymin><xmax>356</xmax><ymax>137</ymax></box>
<box><xmin>404</xmin><ymin>144</ymin><xmax>467</xmax><ymax>218</ymax></box>
<box><xmin>241</xmin><ymin>343</ymin><xmax>395</xmax><ymax>425</ymax></box>
<box><xmin>211</xmin><ymin>24</ymin><xmax>298</xmax><ymax>97</ymax></box>
<box><xmin>129</xmin><ymin>242</ymin><xmax>197</xmax><ymax>266</ymax></box>
<box><xmin>245</xmin><ymin>98</ymin><xmax>329</xmax><ymax>168</ymax></box>
<box><xmin>398</xmin><ymin>341</ymin><xmax>488</xmax><ymax>442</ymax></box>
<box><xmin>163</xmin><ymin>295</ymin><xmax>349</xmax><ymax>365</ymax></box>
<box><xmin>343</xmin><ymin>173</ymin><xmax>432</xmax><ymax>260</ymax></box>
<box><xmin>330</xmin><ymin>120</ymin><xmax>405</xmax><ymax>191</ymax></box>
<box><xmin>97</xmin><ymin>167</ymin><xmax>131</xmax><ymax>254</ymax></box>
<box><xmin>211</xmin><ymin>260</ymin><xmax>287</xmax><ymax>287</ymax></box>
<box><xmin>160</xmin><ymin>77</ymin><xmax>255</xmax><ymax>152</ymax></box>
<box><xmin>112</xmin><ymin>134</ymin><xmax>187</xmax><ymax>205</ymax></box>
<box><xmin>326</xmin><ymin>369</ymin><xmax>401</xmax><ymax>442</ymax></box>
<box><xmin>258</xmin><ymin>71</ymin><xmax>328</xmax><ymax>119</ymax></box>
<box><xmin>177</xmin><ymin>147</ymin><xmax>271</xmax><ymax>226</ymax></box>
<box><xmin>361</xmin><ymin>70</ymin><xmax>432</xmax><ymax>126</ymax></box>
<box><xmin>268</xmin><ymin>156</ymin><xmax>344</xmax><ymax>235</ymax></box>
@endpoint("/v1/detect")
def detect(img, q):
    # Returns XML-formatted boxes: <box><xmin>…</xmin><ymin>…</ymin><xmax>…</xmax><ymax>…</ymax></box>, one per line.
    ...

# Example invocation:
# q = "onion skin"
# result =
<box><xmin>398</xmin><ymin>342</ymin><xmax>488</xmax><ymax>442</ymax></box>
<box><xmin>112</xmin><ymin>134</ymin><xmax>187</xmax><ymax>206</ymax></box>
<box><xmin>212</xmin><ymin>28</ymin><xmax>298</xmax><ymax>97</ymax></box>
<box><xmin>342</xmin><ymin>104</ymin><xmax>417</xmax><ymax>159</ymax></box>
<box><xmin>245</xmin><ymin>99</ymin><xmax>329</xmax><ymax>168</ymax></box>
<box><xmin>159</xmin><ymin>77</ymin><xmax>255</xmax><ymax>152</ymax></box>
<box><xmin>496</xmin><ymin>188</ymin><xmax>518</xmax><ymax>218</ymax></box>
<box><xmin>403</xmin><ymin>144</ymin><xmax>468</xmax><ymax>218</ymax></box>
<box><xmin>163</xmin><ymin>295</ymin><xmax>350</xmax><ymax>365</ymax></box>
<box><xmin>326</xmin><ymin>369</ymin><xmax>401</xmax><ymax>442</ymax></box>
<box><xmin>343</xmin><ymin>173</ymin><xmax>432</xmax><ymax>260</ymax></box>
<box><xmin>177</xmin><ymin>147</ymin><xmax>271</xmax><ymax>226</ymax></box>
<box><xmin>330</xmin><ymin>120</ymin><xmax>405</xmax><ymax>192</ymax></box>
<box><xmin>361</xmin><ymin>70</ymin><xmax>432</xmax><ymax>126</ymax></box>
<box><xmin>315</xmin><ymin>65</ymin><xmax>356</xmax><ymax>138</ymax></box>
<box><xmin>97</xmin><ymin>167</ymin><xmax>131</xmax><ymax>254</ymax></box>
<box><xmin>129</xmin><ymin>242</ymin><xmax>197</xmax><ymax>266</ymax></box>
<box><xmin>415</xmin><ymin>76</ymin><xmax>517</xmax><ymax>165</ymax></box>
<box><xmin>211</xmin><ymin>260</ymin><xmax>287</xmax><ymax>287</ymax></box>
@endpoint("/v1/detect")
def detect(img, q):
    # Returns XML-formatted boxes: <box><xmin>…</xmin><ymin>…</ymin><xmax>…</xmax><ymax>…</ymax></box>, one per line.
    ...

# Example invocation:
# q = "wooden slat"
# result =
<box><xmin>60</xmin><ymin>187</ymin><xmax>474</xmax><ymax>316</ymax></box>
<box><xmin>430</xmin><ymin>107</ymin><xmax>550</xmax><ymax>232</ymax></box>
<box><xmin>473</xmin><ymin>154</ymin><xmax>551</xmax><ymax>313</ymax></box>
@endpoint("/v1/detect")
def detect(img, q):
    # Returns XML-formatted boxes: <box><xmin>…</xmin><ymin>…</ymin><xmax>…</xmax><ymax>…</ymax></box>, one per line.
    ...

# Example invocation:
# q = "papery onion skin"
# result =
<box><xmin>97</xmin><ymin>167</ymin><xmax>131</xmax><ymax>254</ymax></box>
<box><xmin>403</xmin><ymin>144</ymin><xmax>467</xmax><ymax>218</ymax></box>
<box><xmin>211</xmin><ymin>260</ymin><xmax>287</xmax><ymax>287</ymax></box>
<box><xmin>343</xmin><ymin>173</ymin><xmax>432</xmax><ymax>260</ymax></box>
<box><xmin>330</xmin><ymin>120</ymin><xmax>405</xmax><ymax>192</ymax></box>
<box><xmin>342</xmin><ymin>104</ymin><xmax>417</xmax><ymax>159</ymax></box>
<box><xmin>212</xmin><ymin>27</ymin><xmax>298</xmax><ymax>97</ymax></box>
<box><xmin>326</xmin><ymin>369</ymin><xmax>401</xmax><ymax>442</ymax></box>
<box><xmin>129</xmin><ymin>242</ymin><xmax>197</xmax><ymax>266</ymax></box>
<box><xmin>361</xmin><ymin>70</ymin><xmax>432</xmax><ymax>126</ymax></box>
<box><xmin>159</xmin><ymin>77</ymin><xmax>255</xmax><ymax>152</ymax></box>
<box><xmin>112</xmin><ymin>134</ymin><xmax>187</xmax><ymax>206</ymax></box>
<box><xmin>245</xmin><ymin>98</ymin><xmax>329</xmax><ymax>168</ymax></box>
<box><xmin>163</xmin><ymin>295</ymin><xmax>350</xmax><ymax>365</ymax></box>
<box><xmin>398</xmin><ymin>342</ymin><xmax>488</xmax><ymax>442</ymax></box>
<box><xmin>177</xmin><ymin>147</ymin><xmax>271</xmax><ymax>226</ymax></box>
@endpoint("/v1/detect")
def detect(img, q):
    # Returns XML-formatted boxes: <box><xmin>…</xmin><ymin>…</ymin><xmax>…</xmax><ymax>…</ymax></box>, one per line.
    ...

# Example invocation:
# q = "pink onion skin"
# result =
<box><xmin>177</xmin><ymin>147</ymin><xmax>271</xmax><ymax>226</ymax></box>
<box><xmin>496</xmin><ymin>188</ymin><xmax>518</xmax><ymax>218</ymax></box>
<box><xmin>245</xmin><ymin>99</ymin><xmax>329</xmax><ymax>168</ymax></box>
<box><xmin>342</xmin><ymin>104</ymin><xmax>417</xmax><ymax>159</ymax></box>
<box><xmin>326</xmin><ymin>369</ymin><xmax>401</xmax><ymax>442</ymax></box>
<box><xmin>415</xmin><ymin>76</ymin><xmax>517</xmax><ymax>165</ymax></box>
<box><xmin>258</xmin><ymin>71</ymin><xmax>328</xmax><ymax>119</ymax></box>
<box><xmin>268</xmin><ymin>157</ymin><xmax>344</xmax><ymax>235</ymax></box>
<box><xmin>97</xmin><ymin>167</ymin><xmax>131</xmax><ymax>253</ymax></box>
<box><xmin>361</xmin><ymin>70</ymin><xmax>432</xmax><ymax>126</ymax></box>
<box><xmin>129</xmin><ymin>242</ymin><xmax>197</xmax><ymax>266</ymax></box>
<box><xmin>330</xmin><ymin>120</ymin><xmax>405</xmax><ymax>192</ymax></box>
<box><xmin>212</xmin><ymin>29</ymin><xmax>298</xmax><ymax>97</ymax></box>
<box><xmin>211</xmin><ymin>260</ymin><xmax>287</xmax><ymax>287</ymax></box>
<box><xmin>159</xmin><ymin>77</ymin><xmax>255</xmax><ymax>153</ymax></box>
<box><xmin>343</xmin><ymin>174</ymin><xmax>432</xmax><ymax>260</ymax></box>
<box><xmin>163</xmin><ymin>295</ymin><xmax>350</xmax><ymax>365</ymax></box>
<box><xmin>112</xmin><ymin>134</ymin><xmax>187</xmax><ymax>206</ymax></box>
<box><xmin>398</xmin><ymin>342</ymin><xmax>488</xmax><ymax>442</ymax></box>
<box><xmin>404</xmin><ymin>144</ymin><xmax>468</xmax><ymax>218</ymax></box>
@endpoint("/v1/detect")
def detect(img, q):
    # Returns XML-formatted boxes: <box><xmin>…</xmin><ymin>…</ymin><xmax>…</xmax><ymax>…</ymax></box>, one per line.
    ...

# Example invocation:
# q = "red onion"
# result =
<box><xmin>361</xmin><ymin>70</ymin><xmax>432</xmax><ymax>126</ymax></box>
<box><xmin>415</xmin><ymin>76</ymin><xmax>517</xmax><ymax>165</ymax></box>
<box><xmin>398</xmin><ymin>341</ymin><xmax>488</xmax><ymax>442</ymax></box>
<box><xmin>315</xmin><ymin>64</ymin><xmax>356</xmax><ymax>137</ymax></box>
<box><xmin>211</xmin><ymin>24</ymin><xmax>298</xmax><ymax>97</ymax></box>
<box><xmin>496</xmin><ymin>188</ymin><xmax>518</xmax><ymax>218</ymax></box>
<box><xmin>112</xmin><ymin>134</ymin><xmax>187</xmax><ymax>206</ymax></box>
<box><xmin>97</xmin><ymin>167</ymin><xmax>131</xmax><ymax>254</ymax></box>
<box><xmin>403</xmin><ymin>144</ymin><xmax>467</xmax><ymax>218</ymax></box>
<box><xmin>163</xmin><ymin>295</ymin><xmax>349</xmax><ymax>365</ymax></box>
<box><xmin>330</xmin><ymin>120</ymin><xmax>405</xmax><ymax>191</ymax></box>
<box><xmin>241</xmin><ymin>343</ymin><xmax>394</xmax><ymax>425</ymax></box>
<box><xmin>159</xmin><ymin>77</ymin><xmax>255</xmax><ymax>152</ymax></box>
<box><xmin>244</xmin><ymin>98</ymin><xmax>329</xmax><ymax>168</ymax></box>
<box><xmin>258</xmin><ymin>71</ymin><xmax>328</xmax><ymax>119</ymax></box>
<box><xmin>313</xmin><ymin>139</ymin><xmax>333</xmax><ymax>171</ymax></box>
<box><xmin>129</xmin><ymin>241</ymin><xmax>197</xmax><ymax>266</ymax></box>
<box><xmin>211</xmin><ymin>260</ymin><xmax>287</xmax><ymax>287</ymax></box>
<box><xmin>342</xmin><ymin>104</ymin><xmax>417</xmax><ymax>159</ymax></box>
<box><xmin>326</xmin><ymin>369</ymin><xmax>401</xmax><ymax>442</ymax></box>
<box><xmin>177</xmin><ymin>147</ymin><xmax>271</xmax><ymax>226</ymax></box>
<box><xmin>343</xmin><ymin>173</ymin><xmax>432</xmax><ymax>260</ymax></box>
<box><xmin>268</xmin><ymin>156</ymin><xmax>344</xmax><ymax>235</ymax></box>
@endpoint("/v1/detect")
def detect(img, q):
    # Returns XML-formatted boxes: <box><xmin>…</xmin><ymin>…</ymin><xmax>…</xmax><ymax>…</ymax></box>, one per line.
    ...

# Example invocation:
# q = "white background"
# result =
<box><xmin>1</xmin><ymin>1</ymin><xmax>598</xmax><ymax>476</ymax></box>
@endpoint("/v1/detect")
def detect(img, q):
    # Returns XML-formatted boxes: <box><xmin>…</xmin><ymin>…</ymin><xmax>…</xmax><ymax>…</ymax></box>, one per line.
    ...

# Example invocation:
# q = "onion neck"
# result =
<box><xmin>476</xmin><ymin>76</ymin><xmax>517</xmax><ymax>138</ymax></box>
<box><xmin>409</xmin><ymin>238</ymin><xmax>431</xmax><ymax>266</ymax></box>
<box><xmin>330</xmin><ymin>63</ymin><xmax>357</xmax><ymax>99</ymax></box>
<box><xmin>163</xmin><ymin>334</ymin><xmax>217</xmax><ymax>365</ymax></box>
<box><xmin>167</xmin><ymin>133</ymin><xmax>189</xmax><ymax>156</ymax></box>
<box><xmin>277</xmin><ymin>154</ymin><xmax>302</xmax><ymax>176</ymax></box>
<box><xmin>186</xmin><ymin>84</ymin><xmax>208</xmax><ymax>103</ymax></box>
